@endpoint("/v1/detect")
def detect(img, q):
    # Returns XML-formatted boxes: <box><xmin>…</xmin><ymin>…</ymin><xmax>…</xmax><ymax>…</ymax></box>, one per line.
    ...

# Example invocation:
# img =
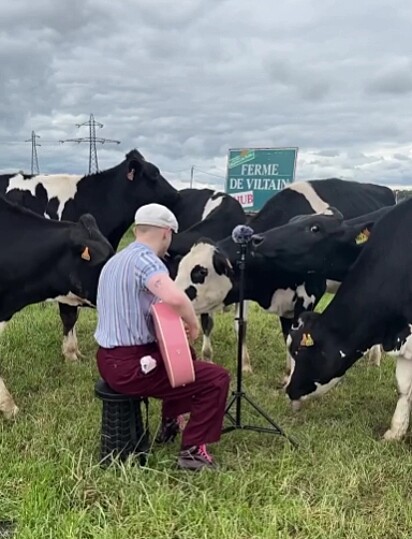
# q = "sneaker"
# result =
<box><xmin>155</xmin><ymin>417</ymin><xmax>180</xmax><ymax>444</ymax></box>
<box><xmin>177</xmin><ymin>444</ymin><xmax>217</xmax><ymax>471</ymax></box>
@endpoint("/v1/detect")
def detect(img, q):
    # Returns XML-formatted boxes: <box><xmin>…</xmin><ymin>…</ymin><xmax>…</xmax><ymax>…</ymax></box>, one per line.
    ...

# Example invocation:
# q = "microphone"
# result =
<box><xmin>232</xmin><ymin>224</ymin><xmax>255</xmax><ymax>244</ymax></box>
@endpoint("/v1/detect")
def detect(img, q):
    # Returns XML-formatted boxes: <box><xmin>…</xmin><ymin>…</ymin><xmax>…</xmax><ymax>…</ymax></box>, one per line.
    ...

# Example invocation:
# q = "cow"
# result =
<box><xmin>164</xmin><ymin>192</ymin><xmax>247</xmax><ymax>365</ymax></box>
<box><xmin>250</xmin><ymin>205</ymin><xmax>392</xmax><ymax>281</ymax></box>
<box><xmin>250</xmin><ymin>205</ymin><xmax>394</xmax><ymax>366</ymax></box>
<box><xmin>0</xmin><ymin>193</ymin><xmax>113</xmax><ymax>419</ymax></box>
<box><xmin>173</xmin><ymin>178</ymin><xmax>396</xmax><ymax>379</ymax></box>
<box><xmin>284</xmin><ymin>198</ymin><xmax>412</xmax><ymax>442</ymax></box>
<box><xmin>170</xmin><ymin>188</ymin><xmax>238</xmax><ymax>230</ymax></box>
<box><xmin>0</xmin><ymin>149</ymin><xmax>180</xmax><ymax>361</ymax></box>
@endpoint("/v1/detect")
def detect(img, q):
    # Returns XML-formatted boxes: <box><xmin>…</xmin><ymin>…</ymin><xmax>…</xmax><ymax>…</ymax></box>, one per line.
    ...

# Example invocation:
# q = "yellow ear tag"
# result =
<box><xmin>81</xmin><ymin>246</ymin><xmax>91</xmax><ymax>261</ymax></box>
<box><xmin>355</xmin><ymin>228</ymin><xmax>370</xmax><ymax>245</ymax></box>
<box><xmin>300</xmin><ymin>333</ymin><xmax>314</xmax><ymax>347</ymax></box>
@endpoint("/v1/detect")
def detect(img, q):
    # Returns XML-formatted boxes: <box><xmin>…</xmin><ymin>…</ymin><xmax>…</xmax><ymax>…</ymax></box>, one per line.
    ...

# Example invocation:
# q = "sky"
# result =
<box><xmin>1</xmin><ymin>0</ymin><xmax>412</xmax><ymax>191</ymax></box>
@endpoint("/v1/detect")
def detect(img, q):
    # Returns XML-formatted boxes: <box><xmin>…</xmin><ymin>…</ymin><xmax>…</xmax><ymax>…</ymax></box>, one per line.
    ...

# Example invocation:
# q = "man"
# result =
<box><xmin>94</xmin><ymin>203</ymin><xmax>231</xmax><ymax>471</ymax></box>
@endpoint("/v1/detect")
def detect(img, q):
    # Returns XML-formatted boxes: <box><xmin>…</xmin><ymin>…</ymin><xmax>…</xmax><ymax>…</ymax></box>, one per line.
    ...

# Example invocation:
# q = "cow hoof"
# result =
<box><xmin>2</xmin><ymin>404</ymin><xmax>19</xmax><ymax>420</ymax></box>
<box><xmin>242</xmin><ymin>364</ymin><xmax>253</xmax><ymax>374</ymax></box>
<box><xmin>383</xmin><ymin>429</ymin><xmax>404</xmax><ymax>441</ymax></box>
<box><xmin>64</xmin><ymin>351</ymin><xmax>80</xmax><ymax>362</ymax></box>
<box><xmin>201</xmin><ymin>348</ymin><xmax>213</xmax><ymax>362</ymax></box>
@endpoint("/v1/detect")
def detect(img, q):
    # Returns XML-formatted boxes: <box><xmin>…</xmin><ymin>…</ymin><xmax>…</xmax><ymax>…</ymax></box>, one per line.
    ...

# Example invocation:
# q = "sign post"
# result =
<box><xmin>225</xmin><ymin>147</ymin><xmax>298</xmax><ymax>213</ymax></box>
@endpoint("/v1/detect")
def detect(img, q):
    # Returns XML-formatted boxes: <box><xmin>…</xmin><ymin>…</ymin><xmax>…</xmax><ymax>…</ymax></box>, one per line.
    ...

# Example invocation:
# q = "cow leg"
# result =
<box><xmin>366</xmin><ymin>344</ymin><xmax>382</xmax><ymax>367</ymax></box>
<box><xmin>234</xmin><ymin>301</ymin><xmax>252</xmax><ymax>373</ymax></box>
<box><xmin>280</xmin><ymin>317</ymin><xmax>294</xmax><ymax>387</ymax></box>
<box><xmin>200</xmin><ymin>313</ymin><xmax>214</xmax><ymax>362</ymax></box>
<box><xmin>0</xmin><ymin>377</ymin><xmax>18</xmax><ymax>419</ymax></box>
<box><xmin>0</xmin><ymin>320</ymin><xmax>18</xmax><ymax>419</ymax></box>
<box><xmin>59</xmin><ymin>303</ymin><xmax>81</xmax><ymax>361</ymax></box>
<box><xmin>383</xmin><ymin>354</ymin><xmax>412</xmax><ymax>441</ymax></box>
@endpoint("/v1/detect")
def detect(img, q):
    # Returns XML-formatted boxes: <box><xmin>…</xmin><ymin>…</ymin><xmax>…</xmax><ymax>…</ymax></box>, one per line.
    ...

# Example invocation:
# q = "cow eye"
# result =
<box><xmin>310</xmin><ymin>225</ymin><xmax>320</xmax><ymax>233</ymax></box>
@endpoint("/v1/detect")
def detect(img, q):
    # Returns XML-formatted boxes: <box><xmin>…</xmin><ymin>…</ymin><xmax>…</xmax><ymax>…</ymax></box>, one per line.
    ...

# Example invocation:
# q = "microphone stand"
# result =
<box><xmin>222</xmin><ymin>229</ymin><xmax>298</xmax><ymax>448</ymax></box>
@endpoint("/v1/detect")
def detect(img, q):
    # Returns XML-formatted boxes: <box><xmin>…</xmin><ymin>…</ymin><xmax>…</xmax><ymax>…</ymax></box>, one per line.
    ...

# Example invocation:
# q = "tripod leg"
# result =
<box><xmin>242</xmin><ymin>393</ymin><xmax>299</xmax><ymax>447</ymax></box>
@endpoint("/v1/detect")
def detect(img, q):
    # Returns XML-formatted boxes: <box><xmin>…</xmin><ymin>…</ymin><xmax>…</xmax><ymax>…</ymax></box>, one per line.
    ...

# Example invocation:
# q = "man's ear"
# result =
<box><xmin>127</xmin><ymin>159</ymin><xmax>144</xmax><ymax>181</ymax></box>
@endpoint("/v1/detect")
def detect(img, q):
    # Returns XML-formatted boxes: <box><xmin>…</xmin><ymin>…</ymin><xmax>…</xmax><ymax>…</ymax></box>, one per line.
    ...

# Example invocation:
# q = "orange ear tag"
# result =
<box><xmin>300</xmin><ymin>333</ymin><xmax>314</xmax><ymax>347</ymax></box>
<box><xmin>81</xmin><ymin>247</ymin><xmax>91</xmax><ymax>261</ymax></box>
<box><xmin>355</xmin><ymin>228</ymin><xmax>370</xmax><ymax>245</ymax></box>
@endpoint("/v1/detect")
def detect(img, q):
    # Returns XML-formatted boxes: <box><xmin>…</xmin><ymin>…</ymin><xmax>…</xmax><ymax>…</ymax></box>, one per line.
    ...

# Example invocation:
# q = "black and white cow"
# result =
<box><xmin>284</xmin><ymin>198</ymin><xmax>412</xmax><ymax>441</ymax></box>
<box><xmin>0</xmin><ymin>194</ymin><xmax>113</xmax><ymax>419</ymax></box>
<box><xmin>174</xmin><ymin>178</ymin><xmax>396</xmax><ymax>378</ymax></box>
<box><xmin>250</xmin><ymin>205</ymin><xmax>392</xmax><ymax>281</ymax></box>
<box><xmin>250</xmin><ymin>205</ymin><xmax>394</xmax><ymax>366</ymax></box>
<box><xmin>170</xmin><ymin>188</ymin><xmax>239</xmax><ymax>231</ymax></box>
<box><xmin>164</xmin><ymin>192</ymin><xmax>247</xmax><ymax>364</ymax></box>
<box><xmin>0</xmin><ymin>149</ymin><xmax>180</xmax><ymax>360</ymax></box>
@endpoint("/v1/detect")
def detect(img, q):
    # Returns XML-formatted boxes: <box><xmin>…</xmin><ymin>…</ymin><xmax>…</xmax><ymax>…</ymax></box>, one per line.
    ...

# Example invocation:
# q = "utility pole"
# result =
<box><xmin>190</xmin><ymin>165</ymin><xmax>194</xmax><ymax>188</ymax></box>
<box><xmin>60</xmin><ymin>113</ymin><xmax>120</xmax><ymax>174</ymax></box>
<box><xmin>25</xmin><ymin>131</ymin><xmax>40</xmax><ymax>174</ymax></box>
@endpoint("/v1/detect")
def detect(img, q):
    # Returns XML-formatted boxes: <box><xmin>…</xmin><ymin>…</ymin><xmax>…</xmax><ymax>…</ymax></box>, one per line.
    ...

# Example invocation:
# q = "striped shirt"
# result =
<box><xmin>94</xmin><ymin>241</ymin><xmax>168</xmax><ymax>348</ymax></box>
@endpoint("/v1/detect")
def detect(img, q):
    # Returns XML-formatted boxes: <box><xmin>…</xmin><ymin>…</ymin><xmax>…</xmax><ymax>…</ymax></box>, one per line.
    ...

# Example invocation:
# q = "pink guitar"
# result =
<box><xmin>151</xmin><ymin>302</ymin><xmax>196</xmax><ymax>388</ymax></box>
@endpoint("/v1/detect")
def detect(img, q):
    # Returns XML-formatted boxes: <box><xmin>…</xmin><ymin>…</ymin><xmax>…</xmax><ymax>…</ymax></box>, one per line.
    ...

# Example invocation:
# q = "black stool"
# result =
<box><xmin>94</xmin><ymin>378</ymin><xmax>151</xmax><ymax>467</ymax></box>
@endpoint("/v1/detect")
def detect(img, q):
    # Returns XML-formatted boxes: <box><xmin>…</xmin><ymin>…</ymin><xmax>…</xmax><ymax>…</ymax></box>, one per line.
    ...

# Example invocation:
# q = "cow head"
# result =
<box><xmin>251</xmin><ymin>207</ymin><xmax>345</xmax><ymax>272</ymax></box>
<box><xmin>63</xmin><ymin>214</ymin><xmax>114</xmax><ymax>304</ymax></box>
<box><xmin>285</xmin><ymin>311</ymin><xmax>342</xmax><ymax>410</ymax></box>
<box><xmin>124</xmin><ymin>149</ymin><xmax>180</xmax><ymax>209</ymax></box>
<box><xmin>251</xmin><ymin>206</ymin><xmax>382</xmax><ymax>274</ymax></box>
<box><xmin>174</xmin><ymin>239</ymin><xmax>234</xmax><ymax>313</ymax></box>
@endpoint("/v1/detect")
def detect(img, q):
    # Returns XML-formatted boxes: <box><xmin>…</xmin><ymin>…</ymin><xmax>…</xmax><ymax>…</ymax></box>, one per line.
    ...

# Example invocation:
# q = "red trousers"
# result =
<box><xmin>96</xmin><ymin>342</ymin><xmax>230</xmax><ymax>448</ymax></box>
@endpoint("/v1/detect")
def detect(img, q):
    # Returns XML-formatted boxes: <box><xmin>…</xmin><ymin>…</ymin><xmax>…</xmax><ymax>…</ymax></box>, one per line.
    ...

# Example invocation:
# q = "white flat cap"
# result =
<box><xmin>134</xmin><ymin>203</ymin><xmax>179</xmax><ymax>233</ymax></box>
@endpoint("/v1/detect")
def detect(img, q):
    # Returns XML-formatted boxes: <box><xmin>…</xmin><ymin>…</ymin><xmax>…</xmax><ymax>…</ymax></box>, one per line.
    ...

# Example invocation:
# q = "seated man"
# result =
<box><xmin>94</xmin><ymin>203</ymin><xmax>230</xmax><ymax>471</ymax></box>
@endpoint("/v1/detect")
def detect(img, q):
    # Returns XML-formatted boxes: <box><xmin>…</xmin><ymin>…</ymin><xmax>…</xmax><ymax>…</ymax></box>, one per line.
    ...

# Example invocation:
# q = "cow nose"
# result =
<box><xmin>251</xmin><ymin>234</ymin><xmax>264</xmax><ymax>248</ymax></box>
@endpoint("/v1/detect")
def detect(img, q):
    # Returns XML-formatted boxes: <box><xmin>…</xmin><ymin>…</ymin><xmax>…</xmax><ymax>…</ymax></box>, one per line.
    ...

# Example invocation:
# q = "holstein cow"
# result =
<box><xmin>283</xmin><ymin>198</ymin><xmax>412</xmax><ymax>441</ymax></box>
<box><xmin>0</xmin><ymin>194</ymin><xmax>113</xmax><ymax>419</ymax></box>
<box><xmin>164</xmin><ymin>193</ymin><xmax>247</xmax><ymax>365</ymax></box>
<box><xmin>170</xmin><ymin>187</ymin><xmax>238</xmax><ymax>230</ymax></box>
<box><xmin>251</xmin><ymin>205</ymin><xmax>392</xmax><ymax>281</ymax></box>
<box><xmin>0</xmin><ymin>149</ymin><xmax>180</xmax><ymax>361</ymax></box>
<box><xmin>174</xmin><ymin>178</ymin><xmax>396</xmax><ymax>379</ymax></box>
<box><xmin>251</xmin><ymin>205</ymin><xmax>395</xmax><ymax>365</ymax></box>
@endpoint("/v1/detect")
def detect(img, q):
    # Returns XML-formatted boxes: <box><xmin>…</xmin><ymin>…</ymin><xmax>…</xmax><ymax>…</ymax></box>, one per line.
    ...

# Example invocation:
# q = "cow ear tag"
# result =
<box><xmin>81</xmin><ymin>246</ymin><xmax>91</xmax><ymax>261</ymax></box>
<box><xmin>127</xmin><ymin>169</ymin><xmax>135</xmax><ymax>181</ymax></box>
<box><xmin>355</xmin><ymin>228</ymin><xmax>370</xmax><ymax>245</ymax></box>
<box><xmin>300</xmin><ymin>333</ymin><xmax>314</xmax><ymax>347</ymax></box>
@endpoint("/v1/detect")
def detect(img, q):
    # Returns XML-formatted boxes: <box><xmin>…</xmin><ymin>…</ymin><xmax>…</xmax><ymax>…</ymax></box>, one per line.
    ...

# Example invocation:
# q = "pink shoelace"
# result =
<box><xmin>197</xmin><ymin>444</ymin><xmax>213</xmax><ymax>463</ymax></box>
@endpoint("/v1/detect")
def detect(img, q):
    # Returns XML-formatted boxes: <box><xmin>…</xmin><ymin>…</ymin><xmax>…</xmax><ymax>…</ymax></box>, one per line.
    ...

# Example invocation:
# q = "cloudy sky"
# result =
<box><xmin>1</xmin><ymin>0</ymin><xmax>412</xmax><ymax>190</ymax></box>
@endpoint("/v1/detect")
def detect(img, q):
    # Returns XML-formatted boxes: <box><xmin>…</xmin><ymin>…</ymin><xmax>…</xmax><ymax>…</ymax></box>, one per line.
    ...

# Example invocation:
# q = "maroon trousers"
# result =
<box><xmin>96</xmin><ymin>342</ymin><xmax>231</xmax><ymax>448</ymax></box>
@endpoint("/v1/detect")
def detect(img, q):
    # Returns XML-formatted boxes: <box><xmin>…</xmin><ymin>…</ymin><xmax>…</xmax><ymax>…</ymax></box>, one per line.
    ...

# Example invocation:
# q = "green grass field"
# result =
<box><xmin>0</xmin><ymin>230</ymin><xmax>411</xmax><ymax>538</ymax></box>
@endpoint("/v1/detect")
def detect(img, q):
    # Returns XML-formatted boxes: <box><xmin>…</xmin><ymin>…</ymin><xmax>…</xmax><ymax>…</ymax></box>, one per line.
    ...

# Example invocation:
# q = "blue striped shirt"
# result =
<box><xmin>94</xmin><ymin>241</ymin><xmax>168</xmax><ymax>348</ymax></box>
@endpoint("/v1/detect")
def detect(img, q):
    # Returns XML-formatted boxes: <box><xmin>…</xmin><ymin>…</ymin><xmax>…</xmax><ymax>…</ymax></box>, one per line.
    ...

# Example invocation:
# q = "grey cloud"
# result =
<box><xmin>393</xmin><ymin>153</ymin><xmax>411</xmax><ymax>161</ymax></box>
<box><xmin>0</xmin><ymin>0</ymin><xmax>412</xmax><ymax>192</ymax></box>
<box><xmin>366</xmin><ymin>59</ymin><xmax>412</xmax><ymax>95</ymax></box>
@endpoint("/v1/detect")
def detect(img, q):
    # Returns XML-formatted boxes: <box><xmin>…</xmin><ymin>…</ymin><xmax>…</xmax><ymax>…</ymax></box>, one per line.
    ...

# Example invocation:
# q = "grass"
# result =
<box><xmin>0</xmin><ymin>231</ymin><xmax>411</xmax><ymax>538</ymax></box>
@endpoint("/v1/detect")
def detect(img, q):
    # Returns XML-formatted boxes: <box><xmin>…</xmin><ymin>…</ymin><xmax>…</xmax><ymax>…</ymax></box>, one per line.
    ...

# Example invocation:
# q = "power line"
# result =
<box><xmin>192</xmin><ymin>167</ymin><xmax>226</xmax><ymax>179</ymax></box>
<box><xmin>25</xmin><ymin>131</ymin><xmax>40</xmax><ymax>174</ymax></box>
<box><xmin>59</xmin><ymin>113</ymin><xmax>120</xmax><ymax>174</ymax></box>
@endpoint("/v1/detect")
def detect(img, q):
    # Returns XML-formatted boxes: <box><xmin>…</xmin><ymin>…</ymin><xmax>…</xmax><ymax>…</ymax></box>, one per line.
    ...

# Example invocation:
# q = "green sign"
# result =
<box><xmin>225</xmin><ymin>147</ymin><xmax>298</xmax><ymax>212</ymax></box>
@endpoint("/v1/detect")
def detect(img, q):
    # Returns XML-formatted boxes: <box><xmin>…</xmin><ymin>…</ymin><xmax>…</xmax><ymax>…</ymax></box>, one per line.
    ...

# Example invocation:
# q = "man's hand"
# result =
<box><xmin>184</xmin><ymin>321</ymin><xmax>200</xmax><ymax>343</ymax></box>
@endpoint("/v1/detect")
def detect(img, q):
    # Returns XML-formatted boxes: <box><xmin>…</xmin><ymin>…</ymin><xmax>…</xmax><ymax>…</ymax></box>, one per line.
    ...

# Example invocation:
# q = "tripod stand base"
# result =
<box><xmin>222</xmin><ymin>390</ymin><xmax>299</xmax><ymax>448</ymax></box>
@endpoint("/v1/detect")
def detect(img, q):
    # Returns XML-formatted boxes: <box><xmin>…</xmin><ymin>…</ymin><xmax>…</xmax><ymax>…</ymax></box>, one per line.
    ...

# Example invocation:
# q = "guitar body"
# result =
<box><xmin>151</xmin><ymin>302</ymin><xmax>195</xmax><ymax>388</ymax></box>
